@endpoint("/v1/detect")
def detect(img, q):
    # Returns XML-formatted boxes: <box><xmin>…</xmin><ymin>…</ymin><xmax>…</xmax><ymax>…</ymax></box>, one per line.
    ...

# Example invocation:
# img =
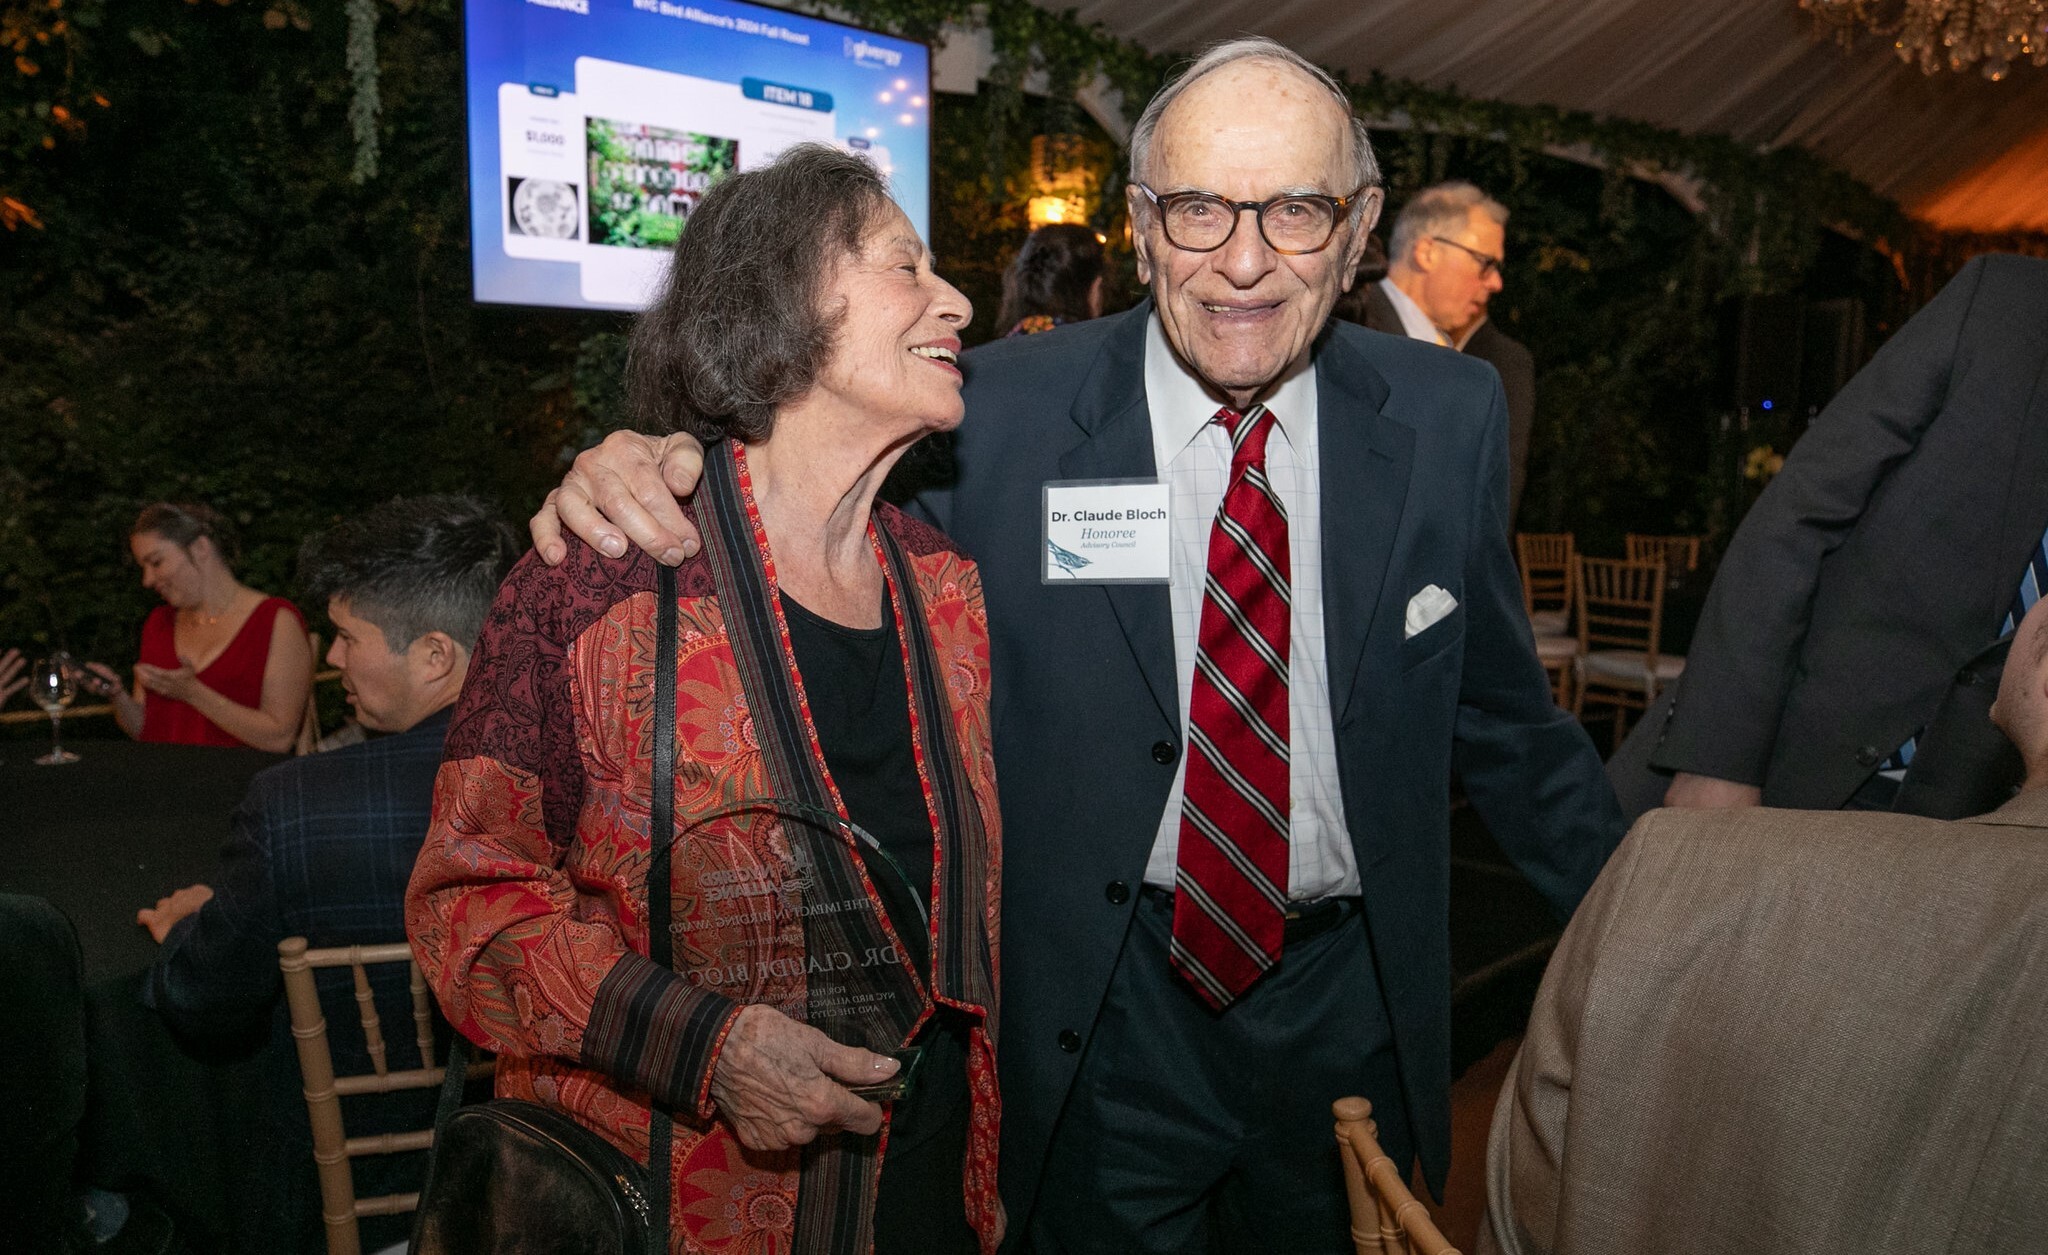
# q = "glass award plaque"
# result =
<box><xmin>673</xmin><ymin>797</ymin><xmax>929</xmax><ymax>1101</ymax></box>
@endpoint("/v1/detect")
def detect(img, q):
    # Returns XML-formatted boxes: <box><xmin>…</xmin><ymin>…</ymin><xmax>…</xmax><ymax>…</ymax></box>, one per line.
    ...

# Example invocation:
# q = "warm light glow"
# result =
<box><xmin>1800</xmin><ymin>0</ymin><xmax>2048</xmax><ymax>76</ymax></box>
<box><xmin>1028</xmin><ymin>195</ymin><xmax>1087</xmax><ymax>227</ymax></box>
<box><xmin>898</xmin><ymin>113</ymin><xmax>914</xmax><ymax>126</ymax></box>
<box><xmin>895</xmin><ymin>79</ymin><xmax>909</xmax><ymax>91</ymax></box>
<box><xmin>865</xmin><ymin>127</ymin><xmax>880</xmax><ymax>138</ymax></box>
<box><xmin>879</xmin><ymin>90</ymin><xmax>893</xmax><ymax>103</ymax></box>
<box><xmin>910</xmin><ymin>95</ymin><xmax>926</xmax><ymax>107</ymax></box>
<box><xmin>1913</xmin><ymin>119</ymin><xmax>2048</xmax><ymax>232</ymax></box>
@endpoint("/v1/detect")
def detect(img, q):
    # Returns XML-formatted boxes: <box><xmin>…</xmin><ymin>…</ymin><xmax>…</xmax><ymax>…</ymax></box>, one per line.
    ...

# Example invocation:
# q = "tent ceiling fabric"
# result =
<box><xmin>1045</xmin><ymin>0</ymin><xmax>2048</xmax><ymax>233</ymax></box>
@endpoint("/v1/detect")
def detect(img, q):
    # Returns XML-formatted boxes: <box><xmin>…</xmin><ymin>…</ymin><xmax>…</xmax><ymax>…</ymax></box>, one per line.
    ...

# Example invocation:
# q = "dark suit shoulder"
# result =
<box><xmin>1357</xmin><ymin>281</ymin><xmax>1403</xmax><ymax>336</ymax></box>
<box><xmin>1959</xmin><ymin>253</ymin><xmax>2048</xmax><ymax>317</ymax></box>
<box><xmin>964</xmin><ymin>306</ymin><xmax>1133</xmax><ymax>376</ymax></box>
<box><xmin>1323</xmin><ymin>316</ymin><xmax>1499</xmax><ymax>405</ymax></box>
<box><xmin>245</xmin><ymin>717</ymin><xmax>450</xmax><ymax>815</ymax></box>
<box><xmin>1465</xmin><ymin>321</ymin><xmax>1534</xmax><ymax>373</ymax></box>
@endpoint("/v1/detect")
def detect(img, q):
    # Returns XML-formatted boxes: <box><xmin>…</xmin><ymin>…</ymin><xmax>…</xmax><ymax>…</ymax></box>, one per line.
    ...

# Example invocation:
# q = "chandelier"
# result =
<box><xmin>1799</xmin><ymin>0</ymin><xmax>2048</xmax><ymax>78</ymax></box>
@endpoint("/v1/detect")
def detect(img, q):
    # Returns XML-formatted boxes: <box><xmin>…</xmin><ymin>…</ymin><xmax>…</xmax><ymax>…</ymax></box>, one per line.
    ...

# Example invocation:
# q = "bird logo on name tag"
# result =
<box><xmin>1047</xmin><ymin>538</ymin><xmax>1093</xmax><ymax>578</ymax></box>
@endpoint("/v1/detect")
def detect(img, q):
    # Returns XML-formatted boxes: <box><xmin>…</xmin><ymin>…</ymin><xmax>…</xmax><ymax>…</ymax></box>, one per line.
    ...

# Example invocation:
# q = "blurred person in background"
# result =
<box><xmin>1354</xmin><ymin>182</ymin><xmax>1536</xmax><ymax>521</ymax></box>
<box><xmin>998</xmin><ymin>222</ymin><xmax>1107</xmax><ymax>336</ymax></box>
<box><xmin>84</xmin><ymin>502</ymin><xmax>314</xmax><ymax>752</ymax></box>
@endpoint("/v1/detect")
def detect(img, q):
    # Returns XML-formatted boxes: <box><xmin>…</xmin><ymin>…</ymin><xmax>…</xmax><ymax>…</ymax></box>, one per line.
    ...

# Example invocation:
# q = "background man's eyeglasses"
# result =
<box><xmin>1137</xmin><ymin>184</ymin><xmax>1369</xmax><ymax>255</ymax></box>
<box><xmin>1430</xmin><ymin>236</ymin><xmax>1503</xmax><ymax>279</ymax></box>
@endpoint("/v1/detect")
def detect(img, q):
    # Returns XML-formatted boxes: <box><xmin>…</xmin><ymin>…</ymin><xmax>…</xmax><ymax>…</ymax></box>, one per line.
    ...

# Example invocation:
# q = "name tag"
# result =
<box><xmin>1042</xmin><ymin>479</ymin><xmax>1171</xmax><ymax>584</ymax></box>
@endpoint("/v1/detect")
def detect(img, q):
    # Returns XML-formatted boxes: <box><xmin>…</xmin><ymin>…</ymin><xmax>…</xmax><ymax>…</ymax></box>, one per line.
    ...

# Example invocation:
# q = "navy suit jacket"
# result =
<box><xmin>145</xmin><ymin>707</ymin><xmax>452</xmax><ymax>1253</ymax></box>
<box><xmin>914</xmin><ymin>304</ymin><xmax>1621</xmax><ymax>1213</ymax></box>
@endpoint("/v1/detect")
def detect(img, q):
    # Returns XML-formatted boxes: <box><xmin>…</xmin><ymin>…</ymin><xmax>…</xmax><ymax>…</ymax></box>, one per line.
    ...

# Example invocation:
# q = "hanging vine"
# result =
<box><xmin>344</xmin><ymin>0</ymin><xmax>380</xmax><ymax>182</ymax></box>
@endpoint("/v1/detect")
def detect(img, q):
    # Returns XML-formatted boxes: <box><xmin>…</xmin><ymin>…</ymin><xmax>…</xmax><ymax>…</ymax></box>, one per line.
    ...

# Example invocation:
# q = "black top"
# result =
<box><xmin>779</xmin><ymin>591</ymin><xmax>933</xmax><ymax>974</ymax></box>
<box><xmin>782</xmin><ymin>591</ymin><xmax>975</xmax><ymax>1248</ymax></box>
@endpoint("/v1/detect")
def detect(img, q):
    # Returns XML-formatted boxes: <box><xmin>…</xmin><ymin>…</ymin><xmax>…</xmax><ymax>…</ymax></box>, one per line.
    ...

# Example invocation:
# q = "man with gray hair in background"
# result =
<box><xmin>532</xmin><ymin>38</ymin><xmax>1620</xmax><ymax>1252</ymax></box>
<box><xmin>1358</xmin><ymin>181</ymin><xmax>1538</xmax><ymax>520</ymax></box>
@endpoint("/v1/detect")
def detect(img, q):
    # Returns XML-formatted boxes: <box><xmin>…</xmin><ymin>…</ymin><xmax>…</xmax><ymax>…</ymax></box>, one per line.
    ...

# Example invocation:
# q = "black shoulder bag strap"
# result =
<box><xmin>648</xmin><ymin>559</ymin><xmax>678</xmax><ymax>1241</ymax></box>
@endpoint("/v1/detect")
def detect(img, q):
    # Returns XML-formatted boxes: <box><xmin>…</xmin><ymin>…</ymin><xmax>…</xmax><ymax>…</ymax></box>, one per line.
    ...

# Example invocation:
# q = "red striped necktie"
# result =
<box><xmin>1171</xmin><ymin>403</ymin><xmax>1291</xmax><ymax>1010</ymax></box>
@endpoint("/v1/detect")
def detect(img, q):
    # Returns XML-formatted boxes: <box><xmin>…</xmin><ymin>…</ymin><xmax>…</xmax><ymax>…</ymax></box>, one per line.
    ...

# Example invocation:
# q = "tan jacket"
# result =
<box><xmin>1483</xmin><ymin>791</ymin><xmax>2048</xmax><ymax>1254</ymax></box>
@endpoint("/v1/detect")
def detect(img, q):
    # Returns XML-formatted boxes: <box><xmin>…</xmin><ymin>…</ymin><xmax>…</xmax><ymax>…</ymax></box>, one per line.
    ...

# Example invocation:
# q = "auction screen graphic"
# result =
<box><xmin>468</xmin><ymin>0</ymin><xmax>931</xmax><ymax>310</ymax></box>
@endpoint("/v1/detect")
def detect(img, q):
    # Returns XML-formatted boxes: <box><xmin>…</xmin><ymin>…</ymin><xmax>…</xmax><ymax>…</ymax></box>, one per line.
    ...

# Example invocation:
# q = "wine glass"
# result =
<box><xmin>32</xmin><ymin>654</ymin><xmax>80</xmax><ymax>766</ymax></box>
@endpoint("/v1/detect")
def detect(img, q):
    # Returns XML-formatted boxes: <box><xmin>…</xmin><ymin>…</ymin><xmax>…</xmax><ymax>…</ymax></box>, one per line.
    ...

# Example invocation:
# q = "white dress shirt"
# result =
<box><xmin>1378</xmin><ymin>278</ymin><xmax>1449</xmax><ymax>346</ymax></box>
<box><xmin>1141</xmin><ymin>314</ymin><xmax>1360</xmax><ymax>901</ymax></box>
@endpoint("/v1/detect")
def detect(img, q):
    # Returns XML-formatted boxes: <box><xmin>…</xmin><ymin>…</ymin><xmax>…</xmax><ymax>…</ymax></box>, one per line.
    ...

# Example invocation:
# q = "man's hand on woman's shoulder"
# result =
<box><xmin>531</xmin><ymin>430</ymin><xmax>708</xmax><ymax>567</ymax></box>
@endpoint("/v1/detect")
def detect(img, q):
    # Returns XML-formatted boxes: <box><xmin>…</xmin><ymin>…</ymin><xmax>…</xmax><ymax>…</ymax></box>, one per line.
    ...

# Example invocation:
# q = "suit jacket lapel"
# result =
<box><xmin>1055</xmin><ymin>305</ymin><xmax>1178</xmax><ymax>728</ymax></box>
<box><xmin>1316</xmin><ymin>327</ymin><xmax>1415</xmax><ymax>726</ymax></box>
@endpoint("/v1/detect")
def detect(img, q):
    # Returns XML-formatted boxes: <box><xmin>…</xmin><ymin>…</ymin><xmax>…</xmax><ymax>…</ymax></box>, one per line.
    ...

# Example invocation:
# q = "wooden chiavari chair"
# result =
<box><xmin>1334</xmin><ymin>1097</ymin><xmax>1460</xmax><ymax>1255</ymax></box>
<box><xmin>1516</xmin><ymin>533</ymin><xmax>1578</xmax><ymax>705</ymax></box>
<box><xmin>1624</xmin><ymin>533</ymin><xmax>1702</xmax><ymax>578</ymax></box>
<box><xmin>277</xmin><ymin>937</ymin><xmax>491</xmax><ymax>1255</ymax></box>
<box><xmin>1573</xmin><ymin>556</ymin><xmax>1685</xmax><ymax>749</ymax></box>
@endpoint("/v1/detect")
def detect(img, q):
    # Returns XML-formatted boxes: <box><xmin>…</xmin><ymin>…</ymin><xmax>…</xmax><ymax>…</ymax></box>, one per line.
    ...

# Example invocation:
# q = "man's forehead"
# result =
<box><xmin>1151</xmin><ymin>122</ymin><xmax>1351</xmax><ymax>195</ymax></box>
<box><xmin>1150</xmin><ymin>61</ymin><xmax>1353</xmax><ymax>191</ymax></box>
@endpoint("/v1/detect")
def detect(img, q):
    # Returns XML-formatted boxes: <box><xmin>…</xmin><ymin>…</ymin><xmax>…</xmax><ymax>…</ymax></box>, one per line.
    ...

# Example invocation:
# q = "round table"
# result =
<box><xmin>2</xmin><ymin>739</ymin><xmax>283</xmax><ymax>982</ymax></box>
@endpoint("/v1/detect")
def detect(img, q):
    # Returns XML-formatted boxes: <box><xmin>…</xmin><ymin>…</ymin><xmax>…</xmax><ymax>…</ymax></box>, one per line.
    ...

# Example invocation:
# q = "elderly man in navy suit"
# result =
<box><xmin>531</xmin><ymin>38</ymin><xmax>1622</xmax><ymax>1254</ymax></box>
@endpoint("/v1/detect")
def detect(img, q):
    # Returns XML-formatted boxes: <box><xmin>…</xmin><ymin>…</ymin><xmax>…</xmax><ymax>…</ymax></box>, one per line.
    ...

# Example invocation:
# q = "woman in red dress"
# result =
<box><xmin>85</xmin><ymin>502</ymin><xmax>314</xmax><ymax>752</ymax></box>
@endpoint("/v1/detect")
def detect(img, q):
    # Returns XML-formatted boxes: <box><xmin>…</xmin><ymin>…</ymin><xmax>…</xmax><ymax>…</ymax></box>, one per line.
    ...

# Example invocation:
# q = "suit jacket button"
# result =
<box><xmin>1105</xmin><ymin>881</ymin><xmax>1130</xmax><ymax>905</ymax></box>
<box><xmin>1856</xmin><ymin>745</ymin><xmax>1882</xmax><ymax>767</ymax></box>
<box><xmin>1058</xmin><ymin>1029</ymin><xmax>1082</xmax><ymax>1053</ymax></box>
<box><xmin>1151</xmin><ymin>740</ymin><xmax>1177</xmax><ymax>765</ymax></box>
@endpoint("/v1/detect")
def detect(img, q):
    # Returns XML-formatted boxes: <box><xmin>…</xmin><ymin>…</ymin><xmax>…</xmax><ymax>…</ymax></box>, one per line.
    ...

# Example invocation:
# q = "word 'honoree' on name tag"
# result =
<box><xmin>1042</xmin><ymin>479</ymin><xmax>1171</xmax><ymax>584</ymax></box>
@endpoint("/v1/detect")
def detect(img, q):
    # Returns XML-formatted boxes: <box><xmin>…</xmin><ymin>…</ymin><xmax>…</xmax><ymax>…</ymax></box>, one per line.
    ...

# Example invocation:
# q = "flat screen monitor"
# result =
<box><xmin>466</xmin><ymin>0</ymin><xmax>931</xmax><ymax>311</ymax></box>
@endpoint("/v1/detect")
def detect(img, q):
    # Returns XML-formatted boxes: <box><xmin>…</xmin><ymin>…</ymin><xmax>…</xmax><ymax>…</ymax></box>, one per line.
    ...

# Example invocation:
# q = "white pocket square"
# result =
<box><xmin>1404</xmin><ymin>585</ymin><xmax>1458</xmax><ymax>640</ymax></box>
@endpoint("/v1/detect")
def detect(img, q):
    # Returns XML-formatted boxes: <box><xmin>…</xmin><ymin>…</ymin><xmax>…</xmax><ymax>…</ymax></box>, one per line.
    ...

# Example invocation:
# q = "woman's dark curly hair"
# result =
<box><xmin>625</xmin><ymin>143</ymin><xmax>896</xmax><ymax>444</ymax></box>
<box><xmin>995</xmin><ymin>224</ymin><xmax>1106</xmax><ymax>331</ymax></box>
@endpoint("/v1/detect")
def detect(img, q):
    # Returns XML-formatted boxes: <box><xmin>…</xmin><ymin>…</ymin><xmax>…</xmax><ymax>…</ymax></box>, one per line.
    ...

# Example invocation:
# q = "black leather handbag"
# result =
<box><xmin>410</xmin><ymin>563</ymin><xmax>683</xmax><ymax>1255</ymax></box>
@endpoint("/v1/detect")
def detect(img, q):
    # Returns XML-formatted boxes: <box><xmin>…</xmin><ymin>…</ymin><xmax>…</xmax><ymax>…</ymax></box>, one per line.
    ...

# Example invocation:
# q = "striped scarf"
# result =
<box><xmin>686</xmin><ymin>439</ymin><xmax>998</xmax><ymax>1253</ymax></box>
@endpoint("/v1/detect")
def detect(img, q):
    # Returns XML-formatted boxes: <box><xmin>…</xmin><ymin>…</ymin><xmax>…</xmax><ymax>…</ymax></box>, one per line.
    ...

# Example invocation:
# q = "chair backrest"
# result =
<box><xmin>1333</xmin><ymin>1097</ymin><xmax>1460</xmax><ymax>1255</ymax></box>
<box><xmin>1624</xmin><ymin>533</ymin><xmax>1701</xmax><ymax>574</ymax></box>
<box><xmin>296</xmin><ymin>631</ymin><xmax>323</xmax><ymax>756</ymax></box>
<box><xmin>278</xmin><ymin>936</ymin><xmax>489</xmax><ymax>1255</ymax></box>
<box><xmin>1515</xmin><ymin>532</ymin><xmax>1575</xmax><ymax>618</ymax></box>
<box><xmin>1575</xmin><ymin>556</ymin><xmax>1667</xmax><ymax>660</ymax></box>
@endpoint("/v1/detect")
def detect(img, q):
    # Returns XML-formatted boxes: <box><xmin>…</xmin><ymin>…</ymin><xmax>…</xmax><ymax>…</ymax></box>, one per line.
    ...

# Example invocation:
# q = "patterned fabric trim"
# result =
<box><xmin>874</xmin><ymin>499</ymin><xmax>968</xmax><ymax>560</ymax></box>
<box><xmin>583</xmin><ymin>944</ymin><xmax>743</xmax><ymax>1121</ymax></box>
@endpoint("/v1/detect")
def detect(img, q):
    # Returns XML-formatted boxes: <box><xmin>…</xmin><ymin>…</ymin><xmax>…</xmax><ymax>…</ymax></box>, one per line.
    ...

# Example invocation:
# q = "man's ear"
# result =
<box><xmin>1355</xmin><ymin>187</ymin><xmax>1384</xmax><ymax>238</ymax></box>
<box><xmin>1337</xmin><ymin>193</ymin><xmax>1380</xmax><ymax>295</ymax></box>
<box><xmin>1126</xmin><ymin>185</ymin><xmax>1155</xmax><ymax>286</ymax></box>
<box><xmin>1412</xmin><ymin>233</ymin><xmax>1439</xmax><ymax>275</ymax></box>
<box><xmin>410</xmin><ymin>631</ymin><xmax>463</xmax><ymax>687</ymax></box>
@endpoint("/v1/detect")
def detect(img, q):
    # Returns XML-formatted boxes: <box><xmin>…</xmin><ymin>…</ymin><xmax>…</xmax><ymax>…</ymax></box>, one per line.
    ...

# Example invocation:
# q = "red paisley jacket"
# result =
<box><xmin>406</xmin><ymin>503</ymin><xmax>1002</xmax><ymax>1254</ymax></box>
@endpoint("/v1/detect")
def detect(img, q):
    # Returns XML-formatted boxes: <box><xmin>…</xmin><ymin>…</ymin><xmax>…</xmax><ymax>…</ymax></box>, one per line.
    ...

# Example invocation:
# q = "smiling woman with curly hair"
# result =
<box><xmin>408</xmin><ymin>144</ymin><xmax>1004</xmax><ymax>1255</ymax></box>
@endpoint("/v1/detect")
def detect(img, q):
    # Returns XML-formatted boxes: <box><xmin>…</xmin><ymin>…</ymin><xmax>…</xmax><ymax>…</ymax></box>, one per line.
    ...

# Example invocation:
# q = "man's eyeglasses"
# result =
<box><xmin>1430</xmin><ymin>236</ymin><xmax>1503</xmax><ymax>279</ymax></box>
<box><xmin>1135</xmin><ymin>184</ymin><xmax>1371</xmax><ymax>256</ymax></box>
